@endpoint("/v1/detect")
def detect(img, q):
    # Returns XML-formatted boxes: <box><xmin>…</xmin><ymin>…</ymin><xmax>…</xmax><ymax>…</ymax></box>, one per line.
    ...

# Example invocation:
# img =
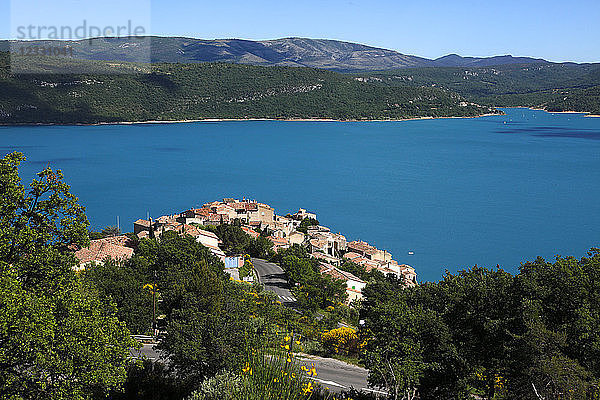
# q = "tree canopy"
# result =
<box><xmin>361</xmin><ymin>253</ymin><xmax>600</xmax><ymax>400</ymax></box>
<box><xmin>0</xmin><ymin>152</ymin><xmax>134</xmax><ymax>400</ymax></box>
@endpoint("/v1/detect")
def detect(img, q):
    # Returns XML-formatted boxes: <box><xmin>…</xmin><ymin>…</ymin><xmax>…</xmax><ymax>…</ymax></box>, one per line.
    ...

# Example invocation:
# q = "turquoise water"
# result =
<box><xmin>1</xmin><ymin>108</ymin><xmax>599</xmax><ymax>281</ymax></box>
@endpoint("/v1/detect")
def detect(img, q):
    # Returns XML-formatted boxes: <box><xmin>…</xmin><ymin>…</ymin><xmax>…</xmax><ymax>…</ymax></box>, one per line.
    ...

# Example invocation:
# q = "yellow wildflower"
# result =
<box><xmin>302</xmin><ymin>382</ymin><xmax>314</xmax><ymax>394</ymax></box>
<box><xmin>242</xmin><ymin>363</ymin><xmax>252</xmax><ymax>375</ymax></box>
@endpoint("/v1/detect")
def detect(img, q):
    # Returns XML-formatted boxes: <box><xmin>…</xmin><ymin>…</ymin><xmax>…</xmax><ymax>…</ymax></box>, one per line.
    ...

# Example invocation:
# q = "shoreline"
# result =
<box><xmin>500</xmin><ymin>106</ymin><xmax>600</xmax><ymax>118</ymax></box>
<box><xmin>3</xmin><ymin>108</ymin><xmax>599</xmax><ymax>127</ymax></box>
<box><xmin>0</xmin><ymin>112</ymin><xmax>501</xmax><ymax>127</ymax></box>
<box><xmin>548</xmin><ymin>111</ymin><xmax>600</xmax><ymax>117</ymax></box>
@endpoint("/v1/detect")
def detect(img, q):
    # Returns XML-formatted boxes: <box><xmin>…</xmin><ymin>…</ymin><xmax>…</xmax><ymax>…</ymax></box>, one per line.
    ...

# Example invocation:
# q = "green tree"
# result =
<box><xmin>248</xmin><ymin>235</ymin><xmax>273</xmax><ymax>259</ymax></box>
<box><xmin>110</xmin><ymin>360</ymin><xmax>185</xmax><ymax>400</ymax></box>
<box><xmin>339</xmin><ymin>260</ymin><xmax>386</xmax><ymax>282</ymax></box>
<box><xmin>507</xmin><ymin>305</ymin><xmax>593</xmax><ymax>400</ymax></box>
<box><xmin>436</xmin><ymin>267</ymin><xmax>516</xmax><ymax>399</ymax></box>
<box><xmin>132</xmin><ymin>232</ymin><xmax>250</xmax><ymax>392</ymax></box>
<box><xmin>296</xmin><ymin>217</ymin><xmax>319</xmax><ymax>234</ymax></box>
<box><xmin>361</xmin><ymin>276</ymin><xmax>464</xmax><ymax>400</ymax></box>
<box><xmin>0</xmin><ymin>152</ymin><xmax>134</xmax><ymax>400</ymax></box>
<box><xmin>517</xmin><ymin>252</ymin><xmax>600</xmax><ymax>377</ymax></box>
<box><xmin>210</xmin><ymin>224</ymin><xmax>252</xmax><ymax>255</ymax></box>
<box><xmin>102</xmin><ymin>225</ymin><xmax>122</xmax><ymax>237</ymax></box>
<box><xmin>360</xmin><ymin>255</ymin><xmax>600</xmax><ymax>400</ymax></box>
<box><xmin>274</xmin><ymin>246</ymin><xmax>346</xmax><ymax>313</ymax></box>
<box><xmin>82</xmin><ymin>259</ymin><xmax>154</xmax><ymax>334</ymax></box>
<box><xmin>281</xmin><ymin>255</ymin><xmax>315</xmax><ymax>285</ymax></box>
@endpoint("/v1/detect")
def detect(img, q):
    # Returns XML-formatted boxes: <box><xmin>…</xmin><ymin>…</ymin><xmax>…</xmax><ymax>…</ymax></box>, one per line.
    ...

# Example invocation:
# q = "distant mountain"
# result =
<box><xmin>1</xmin><ymin>36</ymin><xmax>553</xmax><ymax>71</ymax></box>
<box><xmin>260</xmin><ymin>38</ymin><xmax>432</xmax><ymax>70</ymax></box>
<box><xmin>431</xmin><ymin>53</ymin><xmax>548</xmax><ymax>67</ymax></box>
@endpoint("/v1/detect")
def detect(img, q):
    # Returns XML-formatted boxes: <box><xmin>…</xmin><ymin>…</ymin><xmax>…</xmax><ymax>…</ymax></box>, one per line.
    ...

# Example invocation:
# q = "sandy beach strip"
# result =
<box><xmin>0</xmin><ymin>112</ymin><xmax>502</xmax><ymax>127</ymax></box>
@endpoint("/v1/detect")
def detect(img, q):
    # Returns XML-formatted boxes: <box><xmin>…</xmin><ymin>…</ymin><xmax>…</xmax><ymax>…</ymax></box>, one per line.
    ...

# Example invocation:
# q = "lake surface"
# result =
<box><xmin>1</xmin><ymin>108</ymin><xmax>599</xmax><ymax>282</ymax></box>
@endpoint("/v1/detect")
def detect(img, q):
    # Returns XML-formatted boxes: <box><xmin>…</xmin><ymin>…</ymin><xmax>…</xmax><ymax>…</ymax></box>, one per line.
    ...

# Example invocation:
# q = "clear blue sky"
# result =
<box><xmin>2</xmin><ymin>0</ymin><xmax>599</xmax><ymax>62</ymax></box>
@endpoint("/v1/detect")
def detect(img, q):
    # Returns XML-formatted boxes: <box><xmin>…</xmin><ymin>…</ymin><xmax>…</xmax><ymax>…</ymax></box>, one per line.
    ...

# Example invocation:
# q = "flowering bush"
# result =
<box><xmin>187</xmin><ymin>331</ymin><xmax>316</xmax><ymax>400</ymax></box>
<box><xmin>320</xmin><ymin>327</ymin><xmax>360</xmax><ymax>355</ymax></box>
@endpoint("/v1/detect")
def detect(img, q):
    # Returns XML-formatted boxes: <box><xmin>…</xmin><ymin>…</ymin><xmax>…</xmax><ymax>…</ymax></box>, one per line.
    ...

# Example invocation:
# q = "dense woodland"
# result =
<box><xmin>360</xmin><ymin>63</ymin><xmax>600</xmax><ymax>114</ymax></box>
<box><xmin>0</xmin><ymin>52</ymin><xmax>491</xmax><ymax>124</ymax></box>
<box><xmin>1</xmin><ymin>52</ymin><xmax>598</xmax><ymax>123</ymax></box>
<box><xmin>363</xmin><ymin>257</ymin><xmax>600</xmax><ymax>400</ymax></box>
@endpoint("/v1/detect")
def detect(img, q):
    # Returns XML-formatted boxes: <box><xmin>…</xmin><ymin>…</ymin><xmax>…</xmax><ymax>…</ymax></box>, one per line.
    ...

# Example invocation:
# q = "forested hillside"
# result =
<box><xmin>360</xmin><ymin>63</ymin><xmax>600</xmax><ymax>114</ymax></box>
<box><xmin>0</xmin><ymin>52</ymin><xmax>493</xmax><ymax>124</ymax></box>
<box><xmin>545</xmin><ymin>85</ymin><xmax>600</xmax><ymax>114</ymax></box>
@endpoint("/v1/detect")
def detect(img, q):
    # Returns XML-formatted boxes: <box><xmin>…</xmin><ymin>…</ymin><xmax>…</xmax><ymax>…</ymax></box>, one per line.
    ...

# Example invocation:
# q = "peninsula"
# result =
<box><xmin>74</xmin><ymin>198</ymin><xmax>417</xmax><ymax>304</ymax></box>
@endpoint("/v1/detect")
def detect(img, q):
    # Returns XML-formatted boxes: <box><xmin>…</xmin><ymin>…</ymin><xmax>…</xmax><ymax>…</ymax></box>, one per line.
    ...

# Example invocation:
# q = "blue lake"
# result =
<box><xmin>1</xmin><ymin>108</ymin><xmax>599</xmax><ymax>282</ymax></box>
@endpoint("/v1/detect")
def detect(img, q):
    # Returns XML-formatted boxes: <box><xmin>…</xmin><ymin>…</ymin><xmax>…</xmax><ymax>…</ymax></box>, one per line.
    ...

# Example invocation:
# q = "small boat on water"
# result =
<box><xmin>408</xmin><ymin>251</ymin><xmax>415</xmax><ymax>255</ymax></box>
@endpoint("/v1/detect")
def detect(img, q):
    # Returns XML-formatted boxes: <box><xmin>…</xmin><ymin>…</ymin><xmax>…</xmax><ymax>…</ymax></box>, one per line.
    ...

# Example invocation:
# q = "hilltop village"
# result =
<box><xmin>75</xmin><ymin>198</ymin><xmax>416</xmax><ymax>302</ymax></box>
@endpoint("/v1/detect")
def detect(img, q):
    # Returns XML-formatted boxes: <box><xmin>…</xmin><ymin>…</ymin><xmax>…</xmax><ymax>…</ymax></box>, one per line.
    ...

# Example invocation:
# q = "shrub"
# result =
<box><xmin>186</xmin><ymin>371</ymin><xmax>243</xmax><ymax>400</ymax></box>
<box><xmin>187</xmin><ymin>332</ymin><xmax>318</xmax><ymax>400</ymax></box>
<box><xmin>321</xmin><ymin>327</ymin><xmax>360</xmax><ymax>356</ymax></box>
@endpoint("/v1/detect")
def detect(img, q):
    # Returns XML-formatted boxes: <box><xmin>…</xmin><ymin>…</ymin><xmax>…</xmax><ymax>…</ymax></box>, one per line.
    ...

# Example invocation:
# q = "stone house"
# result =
<box><xmin>319</xmin><ymin>262</ymin><xmax>366</xmax><ymax>303</ymax></box>
<box><xmin>288</xmin><ymin>231</ymin><xmax>306</xmax><ymax>246</ymax></box>
<box><xmin>73</xmin><ymin>235</ymin><xmax>135</xmax><ymax>271</ymax></box>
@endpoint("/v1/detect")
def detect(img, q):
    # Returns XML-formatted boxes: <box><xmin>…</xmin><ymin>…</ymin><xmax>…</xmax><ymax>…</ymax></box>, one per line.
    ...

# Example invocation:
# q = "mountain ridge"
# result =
<box><xmin>1</xmin><ymin>36</ymin><xmax>553</xmax><ymax>71</ymax></box>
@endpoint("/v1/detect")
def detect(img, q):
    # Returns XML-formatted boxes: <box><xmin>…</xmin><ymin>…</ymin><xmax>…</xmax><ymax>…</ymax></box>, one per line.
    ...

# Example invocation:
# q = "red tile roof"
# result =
<box><xmin>99</xmin><ymin>235</ymin><xmax>134</xmax><ymax>247</ymax></box>
<box><xmin>241</xmin><ymin>226</ymin><xmax>260</xmax><ymax>239</ymax></box>
<box><xmin>196</xmin><ymin>229</ymin><xmax>220</xmax><ymax>240</ymax></box>
<box><xmin>309</xmin><ymin>239</ymin><xmax>327</xmax><ymax>250</ymax></box>
<box><xmin>206</xmin><ymin>214</ymin><xmax>229</xmax><ymax>222</ymax></box>
<box><xmin>269</xmin><ymin>236</ymin><xmax>289</xmax><ymax>246</ymax></box>
<box><xmin>347</xmin><ymin>240</ymin><xmax>380</xmax><ymax>256</ymax></box>
<box><xmin>181</xmin><ymin>224</ymin><xmax>201</xmax><ymax>237</ymax></box>
<box><xmin>310</xmin><ymin>252</ymin><xmax>339</xmax><ymax>264</ymax></box>
<box><xmin>343</xmin><ymin>252</ymin><xmax>362</xmax><ymax>260</ymax></box>
<box><xmin>319</xmin><ymin>262</ymin><xmax>365</xmax><ymax>284</ymax></box>
<box><xmin>74</xmin><ymin>238</ymin><xmax>134</xmax><ymax>265</ymax></box>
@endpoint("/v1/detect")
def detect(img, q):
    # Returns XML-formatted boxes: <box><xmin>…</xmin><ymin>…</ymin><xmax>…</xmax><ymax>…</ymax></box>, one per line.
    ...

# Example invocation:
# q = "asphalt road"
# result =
<box><xmin>131</xmin><ymin>259</ymin><xmax>383</xmax><ymax>395</ymax></box>
<box><xmin>296</xmin><ymin>355</ymin><xmax>383</xmax><ymax>395</ymax></box>
<box><xmin>133</xmin><ymin>344</ymin><xmax>381</xmax><ymax>395</ymax></box>
<box><xmin>252</xmin><ymin>258</ymin><xmax>297</xmax><ymax>306</ymax></box>
<box><xmin>131</xmin><ymin>343</ymin><xmax>168</xmax><ymax>363</ymax></box>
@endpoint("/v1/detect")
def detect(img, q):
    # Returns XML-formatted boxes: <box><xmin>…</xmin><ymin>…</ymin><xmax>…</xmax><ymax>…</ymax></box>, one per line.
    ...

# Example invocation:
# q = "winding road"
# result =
<box><xmin>130</xmin><ymin>258</ymin><xmax>381</xmax><ymax>395</ymax></box>
<box><xmin>251</xmin><ymin>258</ymin><xmax>381</xmax><ymax>394</ymax></box>
<box><xmin>133</xmin><ymin>344</ymin><xmax>373</xmax><ymax>394</ymax></box>
<box><xmin>252</xmin><ymin>258</ymin><xmax>297</xmax><ymax>306</ymax></box>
